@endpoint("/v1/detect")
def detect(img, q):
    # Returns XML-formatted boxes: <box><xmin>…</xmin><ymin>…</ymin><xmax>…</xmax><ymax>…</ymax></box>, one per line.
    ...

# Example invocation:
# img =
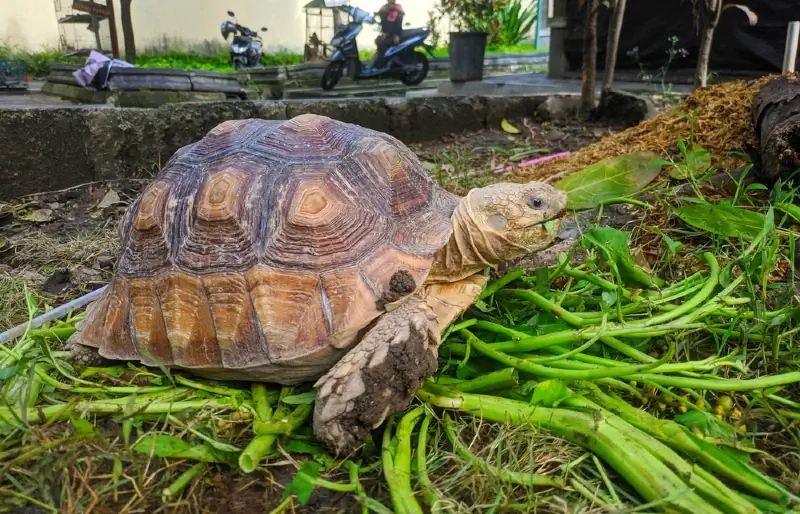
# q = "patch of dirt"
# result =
<box><xmin>0</xmin><ymin>180</ymin><xmax>144</xmax><ymax>330</ymax></box>
<box><xmin>408</xmin><ymin>118</ymin><xmax>621</xmax><ymax>195</ymax></box>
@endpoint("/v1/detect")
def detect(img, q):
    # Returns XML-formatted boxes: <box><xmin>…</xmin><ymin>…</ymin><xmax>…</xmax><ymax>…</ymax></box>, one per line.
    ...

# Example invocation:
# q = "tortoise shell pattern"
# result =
<box><xmin>73</xmin><ymin>114</ymin><xmax>459</xmax><ymax>378</ymax></box>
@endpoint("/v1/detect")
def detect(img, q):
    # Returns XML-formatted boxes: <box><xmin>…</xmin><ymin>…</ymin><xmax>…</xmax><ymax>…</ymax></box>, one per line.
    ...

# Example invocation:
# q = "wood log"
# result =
<box><xmin>751</xmin><ymin>76</ymin><xmax>800</xmax><ymax>183</ymax></box>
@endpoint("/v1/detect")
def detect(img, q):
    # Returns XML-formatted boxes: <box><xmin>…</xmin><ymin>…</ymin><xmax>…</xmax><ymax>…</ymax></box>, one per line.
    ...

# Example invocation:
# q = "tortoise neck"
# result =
<box><xmin>426</xmin><ymin>193</ymin><xmax>523</xmax><ymax>283</ymax></box>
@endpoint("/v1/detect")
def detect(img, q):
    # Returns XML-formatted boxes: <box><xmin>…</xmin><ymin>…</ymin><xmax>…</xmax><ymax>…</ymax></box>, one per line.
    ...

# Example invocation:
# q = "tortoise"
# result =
<box><xmin>66</xmin><ymin>114</ymin><xmax>568</xmax><ymax>454</ymax></box>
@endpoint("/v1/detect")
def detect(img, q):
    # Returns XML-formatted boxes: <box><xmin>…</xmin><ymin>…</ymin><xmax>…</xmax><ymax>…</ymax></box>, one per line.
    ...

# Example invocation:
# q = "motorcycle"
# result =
<box><xmin>321</xmin><ymin>4</ymin><xmax>433</xmax><ymax>91</ymax></box>
<box><xmin>220</xmin><ymin>11</ymin><xmax>268</xmax><ymax>70</ymax></box>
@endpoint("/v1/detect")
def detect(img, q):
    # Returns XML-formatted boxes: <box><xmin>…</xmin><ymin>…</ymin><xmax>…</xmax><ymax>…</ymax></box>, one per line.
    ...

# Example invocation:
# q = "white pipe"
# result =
<box><xmin>0</xmin><ymin>285</ymin><xmax>108</xmax><ymax>345</ymax></box>
<box><xmin>783</xmin><ymin>21</ymin><xmax>800</xmax><ymax>74</ymax></box>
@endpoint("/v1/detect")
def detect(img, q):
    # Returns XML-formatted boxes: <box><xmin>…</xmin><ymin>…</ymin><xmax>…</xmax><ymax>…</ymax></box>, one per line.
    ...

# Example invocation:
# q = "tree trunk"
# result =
<box><xmin>601</xmin><ymin>0</ymin><xmax>626</xmax><ymax>93</ymax></box>
<box><xmin>751</xmin><ymin>76</ymin><xmax>800</xmax><ymax>183</ymax></box>
<box><xmin>121</xmin><ymin>0</ymin><xmax>136</xmax><ymax>63</ymax></box>
<box><xmin>693</xmin><ymin>0</ymin><xmax>722</xmax><ymax>88</ymax></box>
<box><xmin>581</xmin><ymin>0</ymin><xmax>599</xmax><ymax>114</ymax></box>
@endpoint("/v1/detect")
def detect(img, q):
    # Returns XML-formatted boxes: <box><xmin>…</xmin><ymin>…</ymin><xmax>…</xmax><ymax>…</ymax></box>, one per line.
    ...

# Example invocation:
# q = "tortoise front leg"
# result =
<box><xmin>312</xmin><ymin>275</ymin><xmax>488</xmax><ymax>455</ymax></box>
<box><xmin>312</xmin><ymin>294</ymin><xmax>439</xmax><ymax>455</ymax></box>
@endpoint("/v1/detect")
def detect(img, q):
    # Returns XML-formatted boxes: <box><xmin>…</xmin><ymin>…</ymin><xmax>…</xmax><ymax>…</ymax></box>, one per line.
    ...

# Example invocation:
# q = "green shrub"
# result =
<box><xmin>494</xmin><ymin>0</ymin><xmax>538</xmax><ymax>47</ymax></box>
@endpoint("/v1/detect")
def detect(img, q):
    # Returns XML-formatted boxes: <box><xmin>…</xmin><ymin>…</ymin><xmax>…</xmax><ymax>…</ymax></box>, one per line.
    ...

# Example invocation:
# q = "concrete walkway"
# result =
<box><xmin>437</xmin><ymin>73</ymin><xmax>695</xmax><ymax>96</ymax></box>
<box><xmin>0</xmin><ymin>81</ymin><xmax>87</xmax><ymax>109</ymax></box>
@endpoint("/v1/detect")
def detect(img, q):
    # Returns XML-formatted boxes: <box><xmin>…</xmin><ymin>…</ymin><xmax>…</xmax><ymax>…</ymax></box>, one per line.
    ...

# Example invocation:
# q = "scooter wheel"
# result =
<box><xmin>400</xmin><ymin>52</ymin><xmax>429</xmax><ymax>86</ymax></box>
<box><xmin>321</xmin><ymin>62</ymin><xmax>343</xmax><ymax>91</ymax></box>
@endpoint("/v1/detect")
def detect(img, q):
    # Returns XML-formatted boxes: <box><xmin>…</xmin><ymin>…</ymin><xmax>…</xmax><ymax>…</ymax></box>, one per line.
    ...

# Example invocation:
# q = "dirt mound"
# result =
<box><xmin>518</xmin><ymin>74</ymin><xmax>793</xmax><ymax>182</ymax></box>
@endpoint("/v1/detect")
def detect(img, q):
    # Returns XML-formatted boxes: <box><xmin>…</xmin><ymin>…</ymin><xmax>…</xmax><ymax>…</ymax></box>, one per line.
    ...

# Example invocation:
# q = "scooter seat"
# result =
<box><xmin>399</xmin><ymin>28</ymin><xmax>429</xmax><ymax>42</ymax></box>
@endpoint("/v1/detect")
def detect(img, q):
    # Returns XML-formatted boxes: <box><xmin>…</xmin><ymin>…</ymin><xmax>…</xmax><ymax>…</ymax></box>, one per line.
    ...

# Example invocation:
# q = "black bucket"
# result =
<box><xmin>448</xmin><ymin>32</ymin><xmax>488</xmax><ymax>82</ymax></box>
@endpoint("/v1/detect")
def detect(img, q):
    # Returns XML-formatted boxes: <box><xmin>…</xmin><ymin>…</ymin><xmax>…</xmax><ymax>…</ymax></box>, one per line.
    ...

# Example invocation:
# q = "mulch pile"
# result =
<box><xmin>516</xmin><ymin>73</ymin><xmax>795</xmax><ymax>182</ymax></box>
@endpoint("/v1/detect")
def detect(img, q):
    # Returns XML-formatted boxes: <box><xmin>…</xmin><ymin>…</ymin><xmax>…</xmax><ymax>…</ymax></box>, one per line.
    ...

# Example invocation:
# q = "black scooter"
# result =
<box><xmin>220</xmin><ymin>11</ymin><xmax>268</xmax><ymax>69</ymax></box>
<box><xmin>321</xmin><ymin>5</ymin><xmax>432</xmax><ymax>91</ymax></box>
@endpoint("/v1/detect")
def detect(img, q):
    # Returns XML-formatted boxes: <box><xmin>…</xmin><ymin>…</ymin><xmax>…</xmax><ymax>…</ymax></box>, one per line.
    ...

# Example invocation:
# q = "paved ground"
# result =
<box><xmin>0</xmin><ymin>71</ymin><xmax>696</xmax><ymax>109</ymax></box>
<box><xmin>0</xmin><ymin>81</ymin><xmax>84</xmax><ymax>108</ymax></box>
<box><xmin>437</xmin><ymin>73</ymin><xmax>695</xmax><ymax>96</ymax></box>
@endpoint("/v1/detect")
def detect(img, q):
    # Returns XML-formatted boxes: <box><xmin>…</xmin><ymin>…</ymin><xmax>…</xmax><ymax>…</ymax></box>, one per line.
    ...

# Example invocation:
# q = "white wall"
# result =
<box><xmin>0</xmin><ymin>0</ymin><xmax>61</xmax><ymax>51</ymax></box>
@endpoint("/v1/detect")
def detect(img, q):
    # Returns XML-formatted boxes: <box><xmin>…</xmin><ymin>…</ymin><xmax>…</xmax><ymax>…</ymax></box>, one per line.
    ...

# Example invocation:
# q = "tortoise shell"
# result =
<box><xmin>73</xmin><ymin>114</ymin><xmax>459</xmax><ymax>383</ymax></box>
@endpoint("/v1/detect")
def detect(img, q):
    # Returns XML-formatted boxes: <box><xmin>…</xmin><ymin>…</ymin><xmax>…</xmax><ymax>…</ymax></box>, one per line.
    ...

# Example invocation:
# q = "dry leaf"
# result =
<box><xmin>20</xmin><ymin>209</ymin><xmax>54</xmax><ymax>223</ymax></box>
<box><xmin>501</xmin><ymin>119</ymin><xmax>521</xmax><ymax>134</ymax></box>
<box><xmin>97</xmin><ymin>188</ymin><xmax>123</xmax><ymax>210</ymax></box>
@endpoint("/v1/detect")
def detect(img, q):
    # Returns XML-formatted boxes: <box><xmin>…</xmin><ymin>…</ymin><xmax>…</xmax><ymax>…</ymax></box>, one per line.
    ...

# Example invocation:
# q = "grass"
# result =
<box><xmin>2</xmin><ymin>113</ymin><xmax>800</xmax><ymax>512</ymax></box>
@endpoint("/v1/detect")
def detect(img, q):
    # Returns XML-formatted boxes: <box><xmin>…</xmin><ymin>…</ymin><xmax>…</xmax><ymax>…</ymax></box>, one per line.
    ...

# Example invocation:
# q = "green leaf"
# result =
<box><xmin>600</xmin><ymin>291</ymin><xmax>617</xmax><ymax>308</ymax></box>
<box><xmin>283</xmin><ymin>460</ymin><xmax>322</xmax><ymax>505</ymax></box>
<box><xmin>282</xmin><ymin>440</ymin><xmax>325</xmax><ymax>455</ymax></box>
<box><xmin>531</xmin><ymin>379</ymin><xmax>571</xmax><ymax>407</ymax></box>
<box><xmin>660</xmin><ymin>232</ymin><xmax>684</xmax><ymax>260</ymax></box>
<box><xmin>674</xmin><ymin>409</ymin><xmax>736</xmax><ymax>442</ymax></box>
<box><xmin>675</xmin><ymin>204</ymin><xmax>766</xmax><ymax>239</ymax></box>
<box><xmin>134</xmin><ymin>434</ymin><xmax>192</xmax><ymax>457</ymax></box>
<box><xmin>0</xmin><ymin>367</ymin><xmax>19</xmax><ymax>380</ymax></box>
<box><xmin>133</xmin><ymin>434</ymin><xmax>233</xmax><ymax>463</ymax></box>
<box><xmin>281</xmin><ymin>391</ymin><xmax>317</xmax><ymax>405</ymax></box>
<box><xmin>555</xmin><ymin>151</ymin><xmax>662</xmax><ymax>210</ymax></box>
<box><xmin>669</xmin><ymin>145</ymin><xmax>712</xmax><ymax>179</ymax></box>
<box><xmin>582</xmin><ymin>227</ymin><xmax>660</xmax><ymax>288</ymax></box>
<box><xmin>774</xmin><ymin>202</ymin><xmax>800</xmax><ymax>224</ymax></box>
<box><xmin>70</xmin><ymin>416</ymin><xmax>97</xmax><ymax>435</ymax></box>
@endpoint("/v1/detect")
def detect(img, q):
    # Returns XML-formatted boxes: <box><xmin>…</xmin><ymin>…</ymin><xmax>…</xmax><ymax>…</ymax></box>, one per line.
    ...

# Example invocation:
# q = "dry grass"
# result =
<box><xmin>517</xmin><ymin>74</ymin><xmax>792</xmax><ymax>183</ymax></box>
<box><xmin>0</xmin><ymin>227</ymin><xmax>119</xmax><ymax>331</ymax></box>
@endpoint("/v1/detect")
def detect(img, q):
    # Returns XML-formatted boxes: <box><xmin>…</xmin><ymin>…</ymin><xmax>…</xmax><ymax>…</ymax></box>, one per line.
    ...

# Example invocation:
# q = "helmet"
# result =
<box><xmin>221</xmin><ymin>20</ymin><xmax>237</xmax><ymax>40</ymax></box>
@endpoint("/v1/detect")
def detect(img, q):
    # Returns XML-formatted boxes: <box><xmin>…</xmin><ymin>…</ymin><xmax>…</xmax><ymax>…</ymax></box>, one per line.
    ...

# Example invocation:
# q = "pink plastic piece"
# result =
<box><xmin>493</xmin><ymin>151</ymin><xmax>572</xmax><ymax>174</ymax></box>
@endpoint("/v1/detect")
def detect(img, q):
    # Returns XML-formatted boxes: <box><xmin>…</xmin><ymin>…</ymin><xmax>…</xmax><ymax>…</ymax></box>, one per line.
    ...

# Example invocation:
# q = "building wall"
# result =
<box><xmin>1</xmin><ymin>0</ymin><xmax>449</xmax><ymax>55</ymax></box>
<box><xmin>0</xmin><ymin>0</ymin><xmax>61</xmax><ymax>51</ymax></box>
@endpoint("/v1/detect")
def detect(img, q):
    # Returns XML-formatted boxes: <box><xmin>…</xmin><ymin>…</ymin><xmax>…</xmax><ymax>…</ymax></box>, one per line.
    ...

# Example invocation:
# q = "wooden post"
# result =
<box><xmin>547</xmin><ymin>0</ymin><xmax>567</xmax><ymax>78</ymax></box>
<box><xmin>783</xmin><ymin>21</ymin><xmax>800</xmax><ymax>74</ymax></box>
<box><xmin>602</xmin><ymin>0</ymin><xmax>626</xmax><ymax>93</ymax></box>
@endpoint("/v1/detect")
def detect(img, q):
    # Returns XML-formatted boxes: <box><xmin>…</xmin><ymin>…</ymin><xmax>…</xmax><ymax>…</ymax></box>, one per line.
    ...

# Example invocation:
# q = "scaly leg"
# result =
<box><xmin>312</xmin><ymin>274</ymin><xmax>488</xmax><ymax>455</ymax></box>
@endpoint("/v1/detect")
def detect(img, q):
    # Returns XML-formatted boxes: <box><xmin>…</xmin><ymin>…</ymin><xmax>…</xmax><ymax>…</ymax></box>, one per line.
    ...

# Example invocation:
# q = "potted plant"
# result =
<box><xmin>440</xmin><ymin>0</ymin><xmax>505</xmax><ymax>82</ymax></box>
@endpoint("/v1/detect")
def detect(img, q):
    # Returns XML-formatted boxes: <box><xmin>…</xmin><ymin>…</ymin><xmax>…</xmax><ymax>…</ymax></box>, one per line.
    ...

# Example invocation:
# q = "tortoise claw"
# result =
<box><xmin>312</xmin><ymin>297</ymin><xmax>439</xmax><ymax>455</ymax></box>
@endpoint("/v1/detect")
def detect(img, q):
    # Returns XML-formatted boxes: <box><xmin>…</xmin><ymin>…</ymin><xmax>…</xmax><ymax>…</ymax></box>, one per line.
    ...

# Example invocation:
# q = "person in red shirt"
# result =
<box><xmin>371</xmin><ymin>0</ymin><xmax>405</xmax><ymax>69</ymax></box>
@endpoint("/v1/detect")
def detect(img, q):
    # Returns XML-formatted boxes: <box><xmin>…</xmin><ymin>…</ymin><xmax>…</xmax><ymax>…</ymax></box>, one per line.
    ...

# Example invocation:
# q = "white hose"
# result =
<box><xmin>0</xmin><ymin>284</ymin><xmax>108</xmax><ymax>345</ymax></box>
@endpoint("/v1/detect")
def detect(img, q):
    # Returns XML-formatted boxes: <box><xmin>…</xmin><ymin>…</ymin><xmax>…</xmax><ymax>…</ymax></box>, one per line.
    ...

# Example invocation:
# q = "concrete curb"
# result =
<box><xmin>0</xmin><ymin>94</ymin><xmax>550</xmax><ymax>201</ymax></box>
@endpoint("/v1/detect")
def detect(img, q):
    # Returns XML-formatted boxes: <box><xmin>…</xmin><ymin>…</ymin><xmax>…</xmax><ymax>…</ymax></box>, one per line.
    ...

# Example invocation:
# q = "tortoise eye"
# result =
<box><xmin>527</xmin><ymin>197</ymin><xmax>544</xmax><ymax>209</ymax></box>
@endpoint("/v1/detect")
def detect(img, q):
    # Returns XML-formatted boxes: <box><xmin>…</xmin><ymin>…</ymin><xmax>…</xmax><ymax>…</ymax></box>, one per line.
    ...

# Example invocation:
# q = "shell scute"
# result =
<box><xmin>245</xmin><ymin>266</ymin><xmax>331</xmax><ymax>363</ymax></box>
<box><xmin>262</xmin><ymin>162</ymin><xmax>392</xmax><ymax>271</ymax></box>
<box><xmin>157</xmin><ymin>272</ymin><xmax>223</xmax><ymax>368</ymax></box>
<box><xmin>174</xmin><ymin>160</ymin><xmax>264</xmax><ymax>272</ymax></box>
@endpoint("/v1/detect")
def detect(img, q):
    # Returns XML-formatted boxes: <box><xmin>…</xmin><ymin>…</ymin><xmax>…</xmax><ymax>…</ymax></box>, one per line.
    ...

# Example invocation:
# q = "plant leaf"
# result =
<box><xmin>675</xmin><ymin>204</ymin><xmax>766</xmax><ymax>239</ymax></box>
<box><xmin>281</xmin><ymin>391</ymin><xmax>317</xmax><ymax>405</ymax></box>
<box><xmin>582</xmin><ymin>227</ymin><xmax>660</xmax><ymax>288</ymax></box>
<box><xmin>774</xmin><ymin>202</ymin><xmax>800</xmax><ymax>224</ymax></box>
<box><xmin>283</xmin><ymin>461</ymin><xmax>322</xmax><ymax>505</ymax></box>
<box><xmin>134</xmin><ymin>434</ymin><xmax>192</xmax><ymax>457</ymax></box>
<box><xmin>96</xmin><ymin>188</ymin><xmax>123</xmax><ymax>210</ymax></box>
<box><xmin>670</xmin><ymin>145</ymin><xmax>712</xmax><ymax>179</ymax></box>
<box><xmin>555</xmin><ymin>152</ymin><xmax>662</xmax><ymax>210</ymax></box>
<box><xmin>19</xmin><ymin>209</ymin><xmax>53</xmax><ymax>223</ymax></box>
<box><xmin>674</xmin><ymin>409</ymin><xmax>736</xmax><ymax>442</ymax></box>
<box><xmin>531</xmin><ymin>379</ymin><xmax>571</xmax><ymax>407</ymax></box>
<box><xmin>70</xmin><ymin>416</ymin><xmax>98</xmax><ymax>435</ymax></box>
<box><xmin>0</xmin><ymin>367</ymin><xmax>19</xmax><ymax>380</ymax></box>
<box><xmin>282</xmin><ymin>440</ymin><xmax>325</xmax><ymax>455</ymax></box>
<box><xmin>722</xmin><ymin>4</ymin><xmax>758</xmax><ymax>25</ymax></box>
<box><xmin>133</xmin><ymin>434</ymin><xmax>232</xmax><ymax>463</ymax></box>
<box><xmin>500</xmin><ymin>119</ymin><xmax>521</xmax><ymax>134</ymax></box>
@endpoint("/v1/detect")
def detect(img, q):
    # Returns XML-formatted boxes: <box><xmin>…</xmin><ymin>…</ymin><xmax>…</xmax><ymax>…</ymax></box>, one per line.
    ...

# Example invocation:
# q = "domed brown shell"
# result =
<box><xmin>72</xmin><ymin>114</ymin><xmax>459</xmax><ymax>383</ymax></box>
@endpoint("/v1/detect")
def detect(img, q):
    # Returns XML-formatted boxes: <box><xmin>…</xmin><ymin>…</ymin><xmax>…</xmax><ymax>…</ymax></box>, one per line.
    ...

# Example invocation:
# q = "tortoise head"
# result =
<box><xmin>464</xmin><ymin>181</ymin><xmax>568</xmax><ymax>258</ymax></box>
